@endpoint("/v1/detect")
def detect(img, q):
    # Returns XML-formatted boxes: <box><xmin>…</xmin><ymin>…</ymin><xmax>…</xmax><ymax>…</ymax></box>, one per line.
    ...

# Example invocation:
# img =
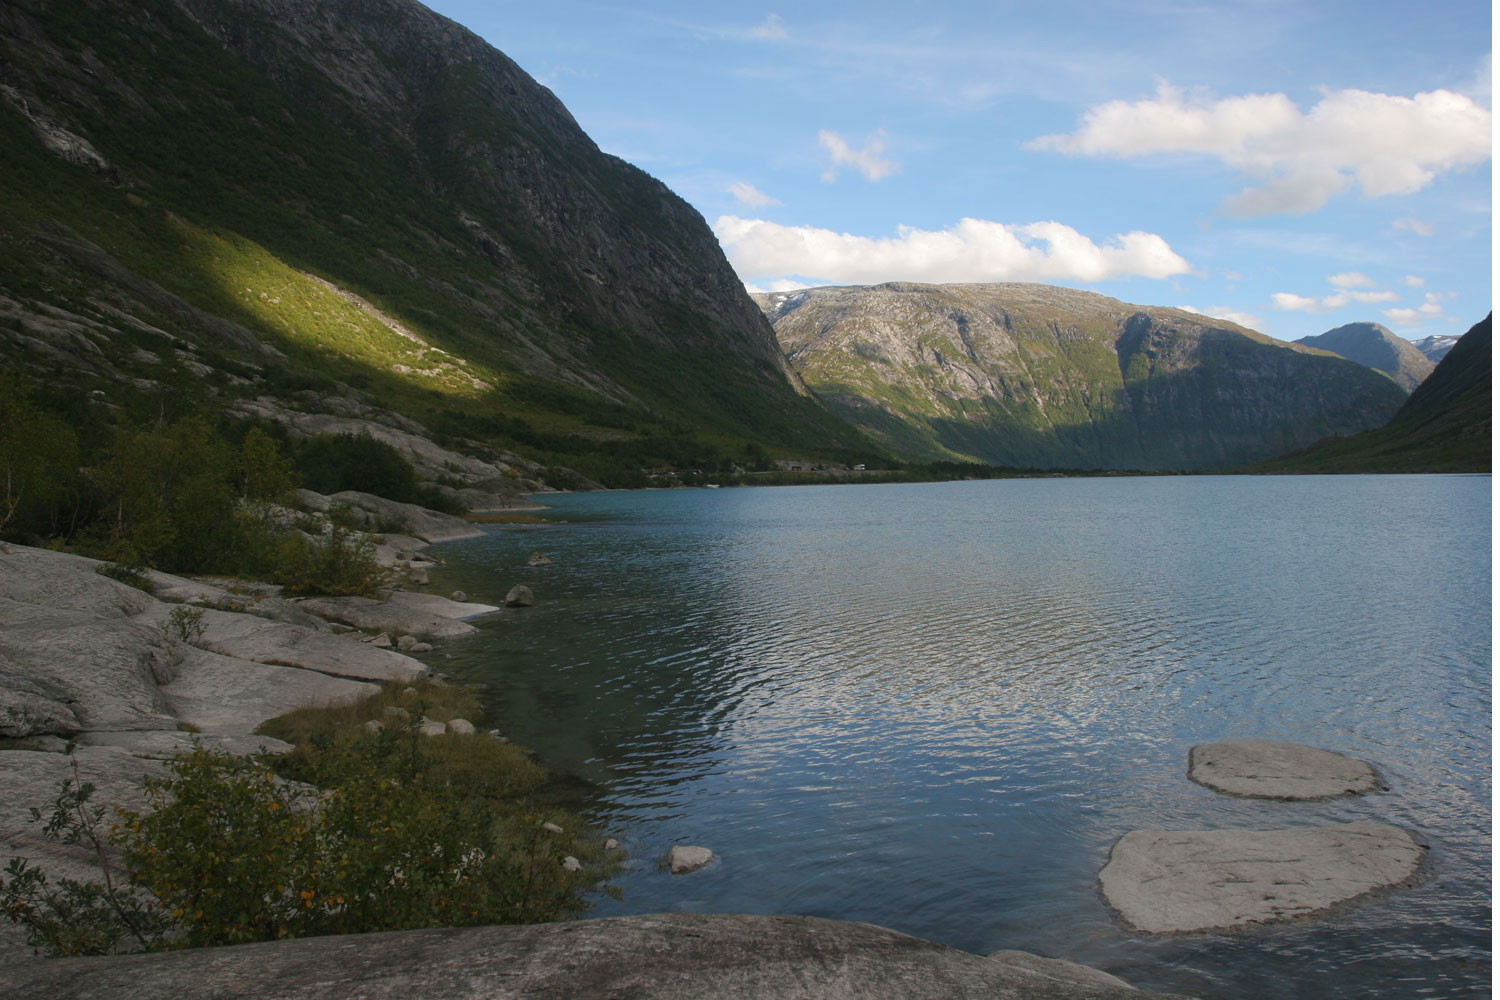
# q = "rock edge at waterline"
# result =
<box><xmin>0</xmin><ymin>913</ymin><xmax>1198</xmax><ymax>999</ymax></box>
<box><xmin>1188</xmin><ymin>741</ymin><xmax>1383</xmax><ymax>800</ymax></box>
<box><xmin>1099</xmin><ymin>822</ymin><xmax>1427</xmax><ymax>934</ymax></box>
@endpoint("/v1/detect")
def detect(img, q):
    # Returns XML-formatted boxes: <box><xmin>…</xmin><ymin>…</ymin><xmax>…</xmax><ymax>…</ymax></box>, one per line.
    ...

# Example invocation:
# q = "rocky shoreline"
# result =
<box><xmin>0</xmin><ymin>494</ymin><xmax>1200</xmax><ymax>998</ymax></box>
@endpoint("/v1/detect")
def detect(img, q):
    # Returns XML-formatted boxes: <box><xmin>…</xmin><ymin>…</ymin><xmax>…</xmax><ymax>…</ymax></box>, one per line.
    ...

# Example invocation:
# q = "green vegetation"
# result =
<box><xmin>3</xmin><ymin>687</ymin><xmax>616</xmax><ymax>955</ymax></box>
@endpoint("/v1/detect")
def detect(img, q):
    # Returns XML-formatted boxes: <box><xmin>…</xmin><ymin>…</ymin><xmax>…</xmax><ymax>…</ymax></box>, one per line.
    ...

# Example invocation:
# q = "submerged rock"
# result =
<box><xmin>667</xmin><ymin>845</ymin><xmax>714</xmax><ymax>874</ymax></box>
<box><xmin>1100</xmin><ymin>822</ymin><xmax>1426</xmax><ymax>934</ymax></box>
<box><xmin>1189</xmin><ymin>741</ymin><xmax>1382</xmax><ymax>800</ymax></box>
<box><xmin>527</xmin><ymin>551</ymin><xmax>551</xmax><ymax>566</ymax></box>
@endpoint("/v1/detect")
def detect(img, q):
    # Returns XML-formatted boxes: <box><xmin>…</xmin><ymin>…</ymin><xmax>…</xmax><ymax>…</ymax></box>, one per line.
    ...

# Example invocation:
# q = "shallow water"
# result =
<box><xmin>433</xmin><ymin>476</ymin><xmax>1491</xmax><ymax>999</ymax></box>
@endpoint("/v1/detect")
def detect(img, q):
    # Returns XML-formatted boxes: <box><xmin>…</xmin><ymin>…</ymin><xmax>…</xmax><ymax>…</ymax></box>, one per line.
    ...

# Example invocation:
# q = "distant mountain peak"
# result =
<box><xmin>1294</xmin><ymin>322</ymin><xmax>1434</xmax><ymax>392</ymax></box>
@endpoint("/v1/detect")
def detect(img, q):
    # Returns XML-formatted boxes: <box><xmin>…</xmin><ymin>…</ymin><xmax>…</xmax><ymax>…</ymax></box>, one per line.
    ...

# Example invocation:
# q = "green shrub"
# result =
<box><xmin>266</xmin><ymin>524</ymin><xmax>387</xmax><ymax>597</ymax></box>
<box><xmin>94</xmin><ymin>562</ymin><xmax>153</xmax><ymax>591</ymax></box>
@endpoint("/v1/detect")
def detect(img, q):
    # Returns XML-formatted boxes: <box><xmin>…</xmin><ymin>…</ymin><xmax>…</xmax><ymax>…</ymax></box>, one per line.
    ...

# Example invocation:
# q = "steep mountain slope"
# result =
<box><xmin>1247</xmin><ymin>314</ymin><xmax>1490</xmax><ymax>473</ymax></box>
<box><xmin>0</xmin><ymin>0</ymin><xmax>865</xmax><ymax>482</ymax></box>
<box><xmin>1412</xmin><ymin>335</ymin><xmax>1459</xmax><ymax>363</ymax></box>
<box><xmin>1294</xmin><ymin>322</ymin><xmax>1434</xmax><ymax>392</ymax></box>
<box><xmin>756</xmin><ymin>283</ymin><xmax>1407</xmax><ymax>471</ymax></box>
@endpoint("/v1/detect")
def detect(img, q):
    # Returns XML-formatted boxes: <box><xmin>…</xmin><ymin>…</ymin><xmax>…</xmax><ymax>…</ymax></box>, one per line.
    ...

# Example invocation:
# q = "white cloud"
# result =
<box><xmin>1178</xmin><ymin>304</ymin><xmax>1261</xmax><ymax>331</ymax></box>
<box><xmin>726</xmin><ymin>181</ymin><xmax>782</xmax><ymax>208</ymax></box>
<box><xmin>713</xmin><ymin>215</ymin><xmax>1191</xmax><ymax>285</ymax></box>
<box><xmin>743</xmin><ymin>278</ymin><xmax>813</xmax><ymax>294</ymax></box>
<box><xmin>1393</xmin><ymin>217</ymin><xmax>1437</xmax><ymax>236</ymax></box>
<box><xmin>1327</xmin><ymin>271</ymin><xmax>1375</xmax><ymax>288</ymax></box>
<box><xmin>1272</xmin><ymin>287</ymin><xmax>1399</xmax><ymax>313</ymax></box>
<box><xmin>747</xmin><ymin>13</ymin><xmax>787</xmax><ymax>40</ymax></box>
<box><xmin>1403</xmin><ymin>274</ymin><xmax>1426</xmax><ymax>287</ymax></box>
<box><xmin>819</xmin><ymin>129</ymin><xmax>899</xmax><ymax>182</ymax></box>
<box><xmin>1029</xmin><ymin>81</ymin><xmax>1492</xmax><ymax>216</ymax></box>
<box><xmin>1384</xmin><ymin>302</ymin><xmax>1444</xmax><ymax>326</ymax></box>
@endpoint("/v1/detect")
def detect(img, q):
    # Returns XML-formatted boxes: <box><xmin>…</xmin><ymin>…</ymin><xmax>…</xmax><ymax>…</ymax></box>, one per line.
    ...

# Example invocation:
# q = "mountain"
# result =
<box><xmin>1293</xmin><ymin>322</ymin><xmax>1434</xmax><ymax>392</ymax></box>
<box><xmin>0</xmin><ymin>0</ymin><xmax>867</xmax><ymax>486</ymax></box>
<box><xmin>1246</xmin><ymin>315</ymin><xmax>1490</xmax><ymax>474</ymax></box>
<box><xmin>1412</xmin><ymin>335</ymin><xmax>1459</xmax><ymax>363</ymax></box>
<box><xmin>754</xmin><ymin>282</ymin><xmax>1408</xmax><ymax>471</ymax></box>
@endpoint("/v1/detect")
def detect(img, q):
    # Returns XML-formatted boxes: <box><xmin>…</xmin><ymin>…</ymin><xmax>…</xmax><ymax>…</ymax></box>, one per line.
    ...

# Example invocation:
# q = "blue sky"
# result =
<box><xmin>425</xmin><ymin>1</ymin><xmax>1491</xmax><ymax>343</ymax></box>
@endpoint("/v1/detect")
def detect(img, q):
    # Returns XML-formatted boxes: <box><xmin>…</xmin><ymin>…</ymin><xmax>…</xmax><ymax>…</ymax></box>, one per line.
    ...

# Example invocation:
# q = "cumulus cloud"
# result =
<box><xmin>819</xmin><ymin>129</ymin><xmax>899</xmax><ymax>182</ymax></box>
<box><xmin>1327</xmin><ymin>271</ymin><xmax>1375</xmax><ymax>288</ymax></box>
<box><xmin>713</xmin><ymin>215</ymin><xmax>1191</xmax><ymax>285</ymax></box>
<box><xmin>747</xmin><ymin>13</ymin><xmax>787</xmax><ymax>39</ymax></box>
<box><xmin>726</xmin><ymin>181</ymin><xmax>782</xmax><ymax>208</ymax></box>
<box><xmin>1178</xmin><ymin>304</ymin><xmax>1261</xmax><ymax>331</ymax></box>
<box><xmin>1384</xmin><ymin>301</ymin><xmax>1444</xmax><ymax>326</ymax></box>
<box><xmin>1272</xmin><ymin>284</ymin><xmax>1400</xmax><ymax>313</ymax></box>
<box><xmin>1393</xmin><ymin>217</ymin><xmax>1436</xmax><ymax>236</ymax></box>
<box><xmin>1404</xmin><ymin>274</ymin><xmax>1426</xmax><ymax>287</ymax></box>
<box><xmin>1029</xmin><ymin>81</ymin><xmax>1492</xmax><ymax>216</ymax></box>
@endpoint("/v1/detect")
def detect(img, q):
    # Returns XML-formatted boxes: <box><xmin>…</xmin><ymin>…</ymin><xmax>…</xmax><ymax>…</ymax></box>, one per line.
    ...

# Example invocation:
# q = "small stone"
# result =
<box><xmin>417</xmin><ymin>717</ymin><xmax>446</xmax><ymax>737</ymax></box>
<box><xmin>561</xmin><ymin>856</ymin><xmax>582</xmax><ymax>871</ymax></box>
<box><xmin>411</xmin><ymin>642</ymin><xmax>433</xmax><ymax>653</ymax></box>
<box><xmin>450</xmin><ymin>590</ymin><xmax>466</xmax><ymax>602</ymax></box>
<box><xmin>402</xmin><ymin>687</ymin><xmax>417</xmax><ymax>696</ymax></box>
<box><xmin>667</xmin><ymin>845</ymin><xmax>714</xmax><ymax>874</ymax></box>
<box><xmin>527</xmin><ymin>551</ymin><xmax>551</xmax><ymax>566</ymax></box>
<box><xmin>382</xmin><ymin>705</ymin><xmax>410</xmax><ymax>721</ymax></box>
<box><xmin>396</xmin><ymin>635</ymin><xmax>419</xmax><ymax>651</ymax></box>
<box><xmin>361</xmin><ymin>719</ymin><xmax>383</xmax><ymax>733</ymax></box>
<box><xmin>446</xmin><ymin>718</ymin><xmax>476</xmax><ymax>735</ymax></box>
<box><xmin>604</xmin><ymin>838</ymin><xmax>621</xmax><ymax>851</ymax></box>
<box><xmin>540</xmin><ymin>821</ymin><xmax>564</xmax><ymax>834</ymax></box>
<box><xmin>504</xmin><ymin>584</ymin><xmax>534</xmax><ymax>607</ymax></box>
<box><xmin>408</xmin><ymin>569</ymin><xmax>429</xmax><ymax>586</ymax></box>
<box><xmin>370</xmin><ymin>632</ymin><xmax>393</xmax><ymax>649</ymax></box>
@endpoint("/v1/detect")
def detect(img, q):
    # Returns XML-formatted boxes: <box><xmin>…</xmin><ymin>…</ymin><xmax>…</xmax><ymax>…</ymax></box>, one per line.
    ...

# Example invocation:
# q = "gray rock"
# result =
<box><xmin>361</xmin><ymin>719</ymin><xmax>384</xmax><ymax>734</ymax></box>
<box><xmin>396</xmin><ymin>635</ymin><xmax>420</xmax><ymax>651</ymax></box>
<box><xmin>445</xmin><ymin>718</ymin><xmax>475</xmax><ymax>736</ymax></box>
<box><xmin>160</xmin><ymin>648</ymin><xmax>377</xmax><ymax>736</ymax></box>
<box><xmin>73</xmin><ymin>731</ymin><xmax>294</xmax><ymax>758</ymax></box>
<box><xmin>294</xmin><ymin>593</ymin><xmax>491</xmax><ymax>641</ymax></box>
<box><xmin>540</xmin><ymin>821</ymin><xmax>564</xmax><ymax>834</ymax></box>
<box><xmin>416</xmin><ymin>717</ymin><xmax>446</xmax><ymax>737</ymax></box>
<box><xmin>527</xmin><ymin>551</ymin><xmax>551</xmax><ymax>566</ymax></box>
<box><xmin>667</xmin><ymin>845</ymin><xmax>714</xmax><ymax>874</ymax></box>
<box><xmin>407</xmin><ymin>569</ymin><xmax>429</xmax><ymax>586</ymax></box>
<box><xmin>410</xmin><ymin>642</ymin><xmax>433</xmax><ymax>653</ymax></box>
<box><xmin>0</xmin><ymin>913</ymin><xmax>1190</xmax><ymax>998</ymax></box>
<box><xmin>504</xmin><ymin>584</ymin><xmax>534</xmax><ymax>607</ymax></box>
<box><xmin>561</xmin><ymin>855</ymin><xmax>582</xmax><ymax>871</ymax></box>
<box><xmin>449</xmin><ymin>590</ymin><xmax>466</xmax><ymax>602</ymax></box>
<box><xmin>369</xmin><ymin>632</ymin><xmax>394</xmax><ymax>649</ymax></box>
<box><xmin>179</xmin><ymin>606</ymin><xmax>426</xmax><ymax>684</ymax></box>
<box><xmin>1099</xmin><ymin>822</ymin><xmax>1426</xmax><ymax>934</ymax></box>
<box><xmin>604</xmin><ymin>838</ymin><xmax>621</xmax><ymax>851</ymax></box>
<box><xmin>329</xmin><ymin>491</ymin><xmax>484</xmax><ymax>544</ymax></box>
<box><xmin>1188</xmin><ymin>741</ymin><xmax>1382</xmax><ymax>800</ymax></box>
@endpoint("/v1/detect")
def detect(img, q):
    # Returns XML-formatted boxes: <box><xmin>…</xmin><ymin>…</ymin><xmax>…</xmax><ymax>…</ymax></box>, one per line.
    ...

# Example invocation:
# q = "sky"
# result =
<box><xmin>424</xmin><ymin>1</ymin><xmax>1492</xmax><ymax>344</ymax></box>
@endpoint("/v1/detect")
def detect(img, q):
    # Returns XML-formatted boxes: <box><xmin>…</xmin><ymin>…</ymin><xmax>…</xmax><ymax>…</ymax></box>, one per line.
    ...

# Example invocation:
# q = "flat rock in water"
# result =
<box><xmin>668</xmin><ymin>845</ymin><xmax>714</xmax><ymax>873</ymax></box>
<box><xmin>1100</xmin><ymin>822</ymin><xmax>1426</xmax><ymax>934</ymax></box>
<box><xmin>1189</xmin><ymin>741</ymin><xmax>1382</xmax><ymax>800</ymax></box>
<box><xmin>294</xmin><ymin>595</ymin><xmax>477</xmax><ymax>640</ymax></box>
<box><xmin>381</xmin><ymin>590</ymin><xmax>499</xmax><ymax>621</ymax></box>
<box><xmin>0</xmin><ymin>913</ymin><xmax>1195</xmax><ymax>999</ymax></box>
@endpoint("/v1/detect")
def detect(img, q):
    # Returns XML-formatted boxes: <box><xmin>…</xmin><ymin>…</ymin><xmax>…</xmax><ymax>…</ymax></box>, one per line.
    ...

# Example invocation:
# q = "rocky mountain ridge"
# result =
<box><xmin>1293</xmin><ymin>322</ymin><xmax>1434</xmax><ymax>392</ymax></box>
<box><xmin>756</xmin><ymin>282</ymin><xmax>1407</xmax><ymax>471</ymax></box>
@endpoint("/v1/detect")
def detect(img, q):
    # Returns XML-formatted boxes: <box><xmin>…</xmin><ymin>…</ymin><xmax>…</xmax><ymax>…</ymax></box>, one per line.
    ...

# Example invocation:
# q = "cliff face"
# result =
<box><xmin>0</xmin><ymin>0</ymin><xmax>851</xmax><ymax>456</ymax></box>
<box><xmin>1294</xmin><ymin>322</ymin><xmax>1434</xmax><ymax>392</ymax></box>
<box><xmin>757</xmin><ymin>283</ymin><xmax>1407</xmax><ymax>471</ymax></box>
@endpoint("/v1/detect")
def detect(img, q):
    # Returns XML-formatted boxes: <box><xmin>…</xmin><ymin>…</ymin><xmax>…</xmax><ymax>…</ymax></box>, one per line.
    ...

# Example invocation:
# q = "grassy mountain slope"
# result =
<box><xmin>0</xmin><ymin>0</ymin><xmax>869</xmax><ymax>484</ymax></box>
<box><xmin>1293</xmin><ymin>322</ymin><xmax>1433</xmax><ymax>392</ymax></box>
<box><xmin>757</xmin><ymin>282</ymin><xmax>1407</xmax><ymax>471</ymax></box>
<box><xmin>1247</xmin><ymin>314</ymin><xmax>1491</xmax><ymax>474</ymax></box>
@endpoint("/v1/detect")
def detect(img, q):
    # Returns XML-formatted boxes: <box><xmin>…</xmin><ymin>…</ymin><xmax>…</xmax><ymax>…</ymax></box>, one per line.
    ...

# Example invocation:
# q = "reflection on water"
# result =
<box><xmin>435</xmin><ymin>476</ymin><xmax>1491</xmax><ymax>1000</ymax></box>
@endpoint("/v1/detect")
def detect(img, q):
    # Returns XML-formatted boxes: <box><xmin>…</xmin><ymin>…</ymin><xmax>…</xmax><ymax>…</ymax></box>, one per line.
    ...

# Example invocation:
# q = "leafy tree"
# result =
<box><xmin>0</xmin><ymin>371</ymin><xmax>80</xmax><ymax>536</ymax></box>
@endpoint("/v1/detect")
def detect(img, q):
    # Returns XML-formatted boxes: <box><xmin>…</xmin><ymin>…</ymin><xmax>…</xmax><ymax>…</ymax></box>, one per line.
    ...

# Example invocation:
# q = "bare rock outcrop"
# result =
<box><xmin>0</xmin><ymin>913</ymin><xmax>1195</xmax><ymax>999</ymax></box>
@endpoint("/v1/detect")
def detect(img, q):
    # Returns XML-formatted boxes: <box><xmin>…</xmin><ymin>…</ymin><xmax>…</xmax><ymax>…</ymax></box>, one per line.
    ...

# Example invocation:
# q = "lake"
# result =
<box><xmin>432</xmin><ymin>475</ymin><xmax>1491</xmax><ymax>1000</ymax></box>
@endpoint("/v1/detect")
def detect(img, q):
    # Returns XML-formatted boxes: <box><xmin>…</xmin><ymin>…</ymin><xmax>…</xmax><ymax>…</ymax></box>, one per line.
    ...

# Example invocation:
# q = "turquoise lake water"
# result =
<box><xmin>431</xmin><ymin>475</ymin><xmax>1491</xmax><ymax>1000</ymax></box>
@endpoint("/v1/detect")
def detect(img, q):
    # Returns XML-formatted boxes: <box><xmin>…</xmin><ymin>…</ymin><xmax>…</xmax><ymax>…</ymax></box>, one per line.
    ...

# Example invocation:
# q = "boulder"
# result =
<box><xmin>504</xmin><ymin>584</ymin><xmax>534</xmax><ymax>608</ymax></box>
<box><xmin>667</xmin><ymin>845</ymin><xmax>714</xmax><ymax>874</ymax></box>
<box><xmin>449</xmin><ymin>590</ymin><xmax>466</xmax><ymax>602</ymax></box>
<box><xmin>561</xmin><ymin>856</ymin><xmax>582</xmax><ymax>871</ymax></box>
<box><xmin>527</xmin><ymin>551</ymin><xmax>551</xmax><ymax>566</ymax></box>
<box><xmin>396</xmin><ymin>635</ymin><xmax>419</xmax><ymax>651</ymax></box>
<box><xmin>445</xmin><ymin>718</ymin><xmax>475</xmax><ymax>736</ymax></box>
<box><xmin>540</xmin><ymin>821</ymin><xmax>564</xmax><ymax>834</ymax></box>
<box><xmin>416</xmin><ymin>717</ymin><xmax>446</xmax><ymax>737</ymax></box>
<box><xmin>1100</xmin><ymin>822</ymin><xmax>1426</xmax><ymax>934</ymax></box>
<box><xmin>369</xmin><ymin>632</ymin><xmax>394</xmax><ymax>649</ymax></box>
<box><xmin>0</xmin><ymin>913</ymin><xmax>1191</xmax><ymax>998</ymax></box>
<box><xmin>1188</xmin><ymin>741</ymin><xmax>1382</xmax><ymax>800</ymax></box>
